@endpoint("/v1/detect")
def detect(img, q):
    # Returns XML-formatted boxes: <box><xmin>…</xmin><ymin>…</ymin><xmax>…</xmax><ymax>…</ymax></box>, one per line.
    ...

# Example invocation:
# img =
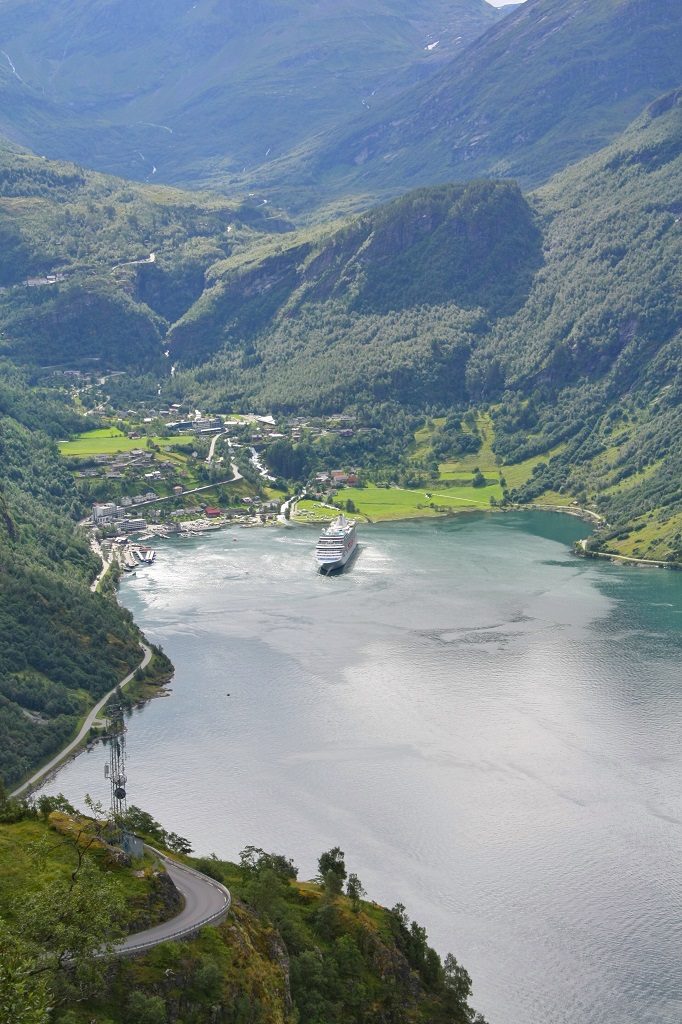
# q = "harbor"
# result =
<box><xmin>116</xmin><ymin>540</ymin><xmax>157</xmax><ymax>573</ymax></box>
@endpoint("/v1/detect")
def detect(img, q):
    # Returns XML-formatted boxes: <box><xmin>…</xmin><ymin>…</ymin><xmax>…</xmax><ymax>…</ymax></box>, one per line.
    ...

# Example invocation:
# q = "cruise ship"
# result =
<box><xmin>316</xmin><ymin>514</ymin><xmax>358</xmax><ymax>573</ymax></box>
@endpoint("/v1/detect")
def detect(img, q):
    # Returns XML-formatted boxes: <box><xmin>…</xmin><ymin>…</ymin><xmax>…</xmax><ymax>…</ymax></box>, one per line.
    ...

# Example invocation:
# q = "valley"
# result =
<box><xmin>0</xmin><ymin>2</ymin><xmax>681</xmax><ymax>1022</ymax></box>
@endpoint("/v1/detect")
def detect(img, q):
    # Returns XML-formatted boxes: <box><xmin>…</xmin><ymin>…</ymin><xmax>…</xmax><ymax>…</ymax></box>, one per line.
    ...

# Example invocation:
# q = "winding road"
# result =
<box><xmin>206</xmin><ymin>431</ymin><xmax>226</xmax><ymax>464</ymax></box>
<box><xmin>10</xmin><ymin>643</ymin><xmax>153</xmax><ymax>799</ymax></box>
<box><xmin>11</xmin><ymin>642</ymin><xmax>232</xmax><ymax>953</ymax></box>
<box><xmin>115</xmin><ymin>846</ymin><xmax>231</xmax><ymax>956</ymax></box>
<box><xmin>206</xmin><ymin>431</ymin><xmax>243</xmax><ymax>481</ymax></box>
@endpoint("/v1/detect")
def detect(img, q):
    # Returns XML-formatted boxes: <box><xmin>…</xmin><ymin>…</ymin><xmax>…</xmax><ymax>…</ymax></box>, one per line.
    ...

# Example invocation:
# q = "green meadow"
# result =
<box><xmin>333</xmin><ymin>482</ymin><xmax>500</xmax><ymax>522</ymax></box>
<box><xmin>415</xmin><ymin>411</ymin><xmax>571</xmax><ymax>496</ymax></box>
<box><xmin>58</xmin><ymin>429</ymin><xmax>195</xmax><ymax>457</ymax></box>
<box><xmin>295</xmin><ymin>499</ymin><xmax>363</xmax><ymax>523</ymax></box>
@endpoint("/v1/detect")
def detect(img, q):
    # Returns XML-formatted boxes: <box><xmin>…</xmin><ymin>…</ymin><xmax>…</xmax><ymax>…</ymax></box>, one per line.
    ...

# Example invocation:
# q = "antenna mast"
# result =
<box><xmin>106</xmin><ymin>699</ymin><xmax>128</xmax><ymax>835</ymax></box>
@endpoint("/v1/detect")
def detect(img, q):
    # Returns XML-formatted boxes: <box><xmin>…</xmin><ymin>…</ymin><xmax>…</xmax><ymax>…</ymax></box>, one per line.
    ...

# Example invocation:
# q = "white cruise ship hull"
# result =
<box><xmin>315</xmin><ymin>513</ymin><xmax>358</xmax><ymax>574</ymax></box>
<box><xmin>317</xmin><ymin>543</ymin><xmax>358</xmax><ymax>574</ymax></box>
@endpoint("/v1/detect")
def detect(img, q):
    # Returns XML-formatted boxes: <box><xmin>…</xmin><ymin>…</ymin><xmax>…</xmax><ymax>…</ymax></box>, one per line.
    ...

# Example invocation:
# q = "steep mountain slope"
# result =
<box><xmin>167</xmin><ymin>178</ymin><xmax>542</xmax><ymax>380</ymax></box>
<box><xmin>248</xmin><ymin>0</ymin><xmax>682</xmax><ymax>213</ymax></box>
<box><xmin>0</xmin><ymin>367</ymin><xmax>143</xmax><ymax>786</ymax></box>
<box><xmin>0</xmin><ymin>88</ymin><xmax>678</xmax><ymax>557</ymax></box>
<box><xmin>170</xmin><ymin>90</ymin><xmax>681</xmax><ymax>557</ymax></box>
<box><xmin>0</xmin><ymin>139</ymin><xmax>290</xmax><ymax>368</ymax></box>
<box><xmin>0</xmin><ymin>0</ymin><xmax>500</xmax><ymax>187</ymax></box>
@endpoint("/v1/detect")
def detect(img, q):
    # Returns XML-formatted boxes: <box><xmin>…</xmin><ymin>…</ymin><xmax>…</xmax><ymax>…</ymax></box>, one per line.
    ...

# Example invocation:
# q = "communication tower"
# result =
<box><xmin>105</xmin><ymin>698</ymin><xmax>128</xmax><ymax>833</ymax></box>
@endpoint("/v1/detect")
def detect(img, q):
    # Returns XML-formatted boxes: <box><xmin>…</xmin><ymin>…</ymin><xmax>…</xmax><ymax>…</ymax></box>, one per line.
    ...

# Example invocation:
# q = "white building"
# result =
<box><xmin>92</xmin><ymin>502</ymin><xmax>119</xmax><ymax>524</ymax></box>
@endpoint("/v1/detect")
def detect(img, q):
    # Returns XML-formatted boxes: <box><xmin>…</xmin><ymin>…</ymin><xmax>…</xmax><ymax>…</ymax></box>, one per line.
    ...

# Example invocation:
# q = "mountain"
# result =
<box><xmin>0</xmin><ymin>366</ymin><xmax>147</xmax><ymax>786</ymax></box>
<box><xmin>167</xmin><ymin>177</ymin><xmax>542</xmax><ymax>375</ymax></box>
<box><xmin>0</xmin><ymin>0</ymin><xmax>500</xmax><ymax>188</ymax></box>
<box><xmin>0</xmin><ymin>87</ymin><xmax>679</xmax><ymax>559</ymax></box>
<box><xmin>0</xmin><ymin>138</ymin><xmax>291</xmax><ymax>369</ymax></box>
<box><xmin>169</xmin><ymin>89</ymin><xmax>682</xmax><ymax>559</ymax></box>
<box><xmin>246</xmin><ymin>0</ymin><xmax>682</xmax><ymax>213</ymax></box>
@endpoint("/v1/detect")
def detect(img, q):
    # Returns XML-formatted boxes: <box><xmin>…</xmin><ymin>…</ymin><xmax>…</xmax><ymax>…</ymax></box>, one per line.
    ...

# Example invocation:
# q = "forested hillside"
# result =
<box><xmin>0</xmin><ymin>89</ymin><xmax>679</xmax><ymax>564</ymax></box>
<box><xmin>168</xmin><ymin>178</ymin><xmax>541</xmax><ymax>374</ymax></box>
<box><xmin>0</xmin><ymin>808</ymin><xmax>486</xmax><ymax>1024</ymax></box>
<box><xmin>169</xmin><ymin>90</ymin><xmax>681</xmax><ymax>559</ymax></box>
<box><xmin>0</xmin><ymin>141</ymin><xmax>290</xmax><ymax>368</ymax></box>
<box><xmin>0</xmin><ymin>366</ymin><xmax>142</xmax><ymax>786</ymax></box>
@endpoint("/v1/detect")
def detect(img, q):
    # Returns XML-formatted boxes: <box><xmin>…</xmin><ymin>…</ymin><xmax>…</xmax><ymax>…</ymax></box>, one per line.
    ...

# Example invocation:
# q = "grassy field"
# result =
<box><xmin>295</xmin><ymin>498</ymin><xmax>366</xmax><ymax>523</ymax></box>
<box><xmin>602</xmin><ymin>508</ymin><xmax>682</xmax><ymax>561</ymax></box>
<box><xmin>332</xmin><ymin>482</ymin><xmax>500</xmax><ymax>522</ymax></box>
<box><xmin>0</xmin><ymin>815</ymin><xmax>154</xmax><ymax>926</ymax></box>
<box><xmin>58</xmin><ymin>430</ymin><xmax>196</xmax><ymax>457</ymax></box>
<box><xmin>412</xmin><ymin>412</ymin><xmax>573</xmax><ymax>497</ymax></box>
<box><xmin>413</xmin><ymin>416</ymin><xmax>446</xmax><ymax>458</ymax></box>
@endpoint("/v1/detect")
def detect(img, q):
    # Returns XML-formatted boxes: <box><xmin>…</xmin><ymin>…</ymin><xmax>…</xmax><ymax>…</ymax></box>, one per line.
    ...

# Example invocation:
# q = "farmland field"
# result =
<box><xmin>58</xmin><ymin>429</ymin><xmax>195</xmax><ymax>457</ymax></box>
<box><xmin>333</xmin><ymin>482</ymin><xmax>500</xmax><ymax>522</ymax></box>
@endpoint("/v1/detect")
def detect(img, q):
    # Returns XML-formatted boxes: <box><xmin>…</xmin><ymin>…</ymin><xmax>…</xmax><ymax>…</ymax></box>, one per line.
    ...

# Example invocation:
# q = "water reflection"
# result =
<box><xmin>37</xmin><ymin>513</ymin><xmax>682</xmax><ymax>1024</ymax></box>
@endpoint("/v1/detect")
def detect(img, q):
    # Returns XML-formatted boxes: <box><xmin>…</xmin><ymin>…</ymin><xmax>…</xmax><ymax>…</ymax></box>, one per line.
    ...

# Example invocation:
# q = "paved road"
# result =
<box><xmin>10</xmin><ymin>643</ymin><xmax>153</xmax><ymax>799</ymax></box>
<box><xmin>206</xmin><ymin>431</ymin><xmax>226</xmax><ymax>464</ymax></box>
<box><xmin>90</xmin><ymin>539</ymin><xmax>115</xmax><ymax>592</ymax></box>
<box><xmin>115</xmin><ymin>846</ymin><xmax>231</xmax><ymax>956</ymax></box>
<box><xmin>127</xmin><ymin>472</ymin><xmax>243</xmax><ymax>511</ymax></box>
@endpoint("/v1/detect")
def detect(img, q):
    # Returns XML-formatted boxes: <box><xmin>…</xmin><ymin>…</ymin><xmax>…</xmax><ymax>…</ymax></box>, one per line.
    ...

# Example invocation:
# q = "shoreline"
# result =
<box><xmin>13</xmin><ymin>504</ymin><xmax>676</xmax><ymax>801</ymax></box>
<box><xmin>294</xmin><ymin>499</ymin><xmax>603</xmax><ymax>529</ymax></box>
<box><xmin>10</xmin><ymin>642</ymin><xmax>153</xmax><ymax>800</ymax></box>
<box><xmin>575</xmin><ymin>537</ymin><xmax>680</xmax><ymax>571</ymax></box>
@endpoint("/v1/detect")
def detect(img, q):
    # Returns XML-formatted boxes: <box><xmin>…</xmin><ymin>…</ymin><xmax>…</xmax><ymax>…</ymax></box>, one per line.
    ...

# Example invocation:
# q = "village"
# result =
<box><xmin>52</xmin><ymin>373</ymin><xmax>364</xmax><ymax>552</ymax></box>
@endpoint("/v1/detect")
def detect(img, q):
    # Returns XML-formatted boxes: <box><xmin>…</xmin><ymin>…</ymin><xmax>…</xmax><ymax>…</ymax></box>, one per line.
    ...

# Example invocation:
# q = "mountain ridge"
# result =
<box><xmin>167</xmin><ymin>89</ymin><xmax>682</xmax><ymax>559</ymax></box>
<box><xmin>241</xmin><ymin>0</ymin><xmax>682</xmax><ymax>214</ymax></box>
<box><xmin>0</xmin><ymin>0</ymin><xmax>501</xmax><ymax>188</ymax></box>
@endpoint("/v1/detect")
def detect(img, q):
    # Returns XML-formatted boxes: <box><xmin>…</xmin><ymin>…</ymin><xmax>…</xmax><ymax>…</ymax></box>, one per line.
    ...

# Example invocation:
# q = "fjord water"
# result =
<box><xmin>41</xmin><ymin>512</ymin><xmax>682</xmax><ymax>1024</ymax></box>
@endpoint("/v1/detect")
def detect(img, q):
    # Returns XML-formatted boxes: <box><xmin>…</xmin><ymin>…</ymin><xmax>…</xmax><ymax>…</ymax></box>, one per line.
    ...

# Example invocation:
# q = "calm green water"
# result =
<box><xmin>40</xmin><ymin>512</ymin><xmax>682</xmax><ymax>1024</ymax></box>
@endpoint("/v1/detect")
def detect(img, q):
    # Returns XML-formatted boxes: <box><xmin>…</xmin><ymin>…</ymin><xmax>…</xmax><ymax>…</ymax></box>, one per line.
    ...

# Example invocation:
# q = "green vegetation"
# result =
<box><xmin>0</xmin><ymin>73</ymin><xmax>677</xmax><ymax>557</ymax></box>
<box><xmin>1</xmin><ymin>800</ymin><xmax>487</xmax><ymax>1024</ymax></box>
<box><xmin>58</xmin><ymin>430</ymin><xmax>196</xmax><ymax>458</ymax></box>
<box><xmin>295</xmin><ymin>499</ymin><xmax>358</xmax><ymax>524</ymax></box>
<box><xmin>2</xmin><ymin>7</ymin><xmax>679</xmax><ymax>1022</ymax></box>
<box><xmin>0</xmin><ymin>0</ymin><xmax>498</xmax><ymax>193</ymax></box>
<box><xmin>0</xmin><ymin>368</ymin><xmax>142</xmax><ymax>788</ymax></box>
<box><xmin>0</xmin><ymin>801</ymin><xmax>187</xmax><ymax>1022</ymax></box>
<box><xmin>0</xmin><ymin>141</ymin><xmax>289</xmax><ymax>371</ymax></box>
<box><xmin>333</xmin><ymin>483</ymin><xmax>498</xmax><ymax>522</ymax></box>
<box><xmin>169</xmin><ymin>179</ymin><xmax>538</xmax><ymax>392</ymax></box>
<box><xmin>171</xmin><ymin>93</ymin><xmax>681</xmax><ymax>559</ymax></box>
<box><xmin>253</xmin><ymin>0</ymin><xmax>682</xmax><ymax>213</ymax></box>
